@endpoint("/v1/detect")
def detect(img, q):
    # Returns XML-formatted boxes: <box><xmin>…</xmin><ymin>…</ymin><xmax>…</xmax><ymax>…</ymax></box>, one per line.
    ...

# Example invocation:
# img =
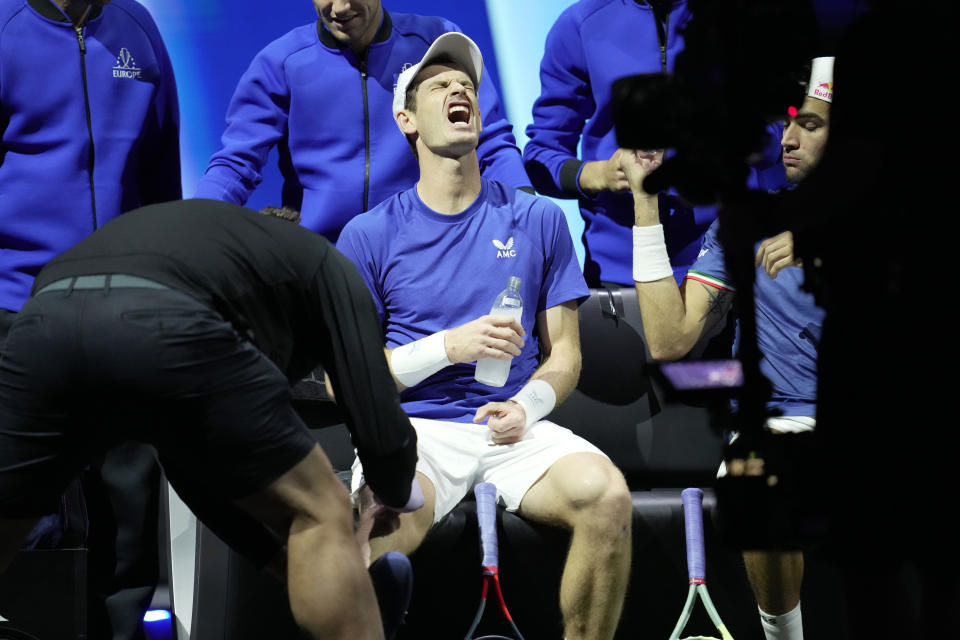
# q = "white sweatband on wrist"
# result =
<box><xmin>390</xmin><ymin>331</ymin><xmax>452</xmax><ymax>388</ymax></box>
<box><xmin>633</xmin><ymin>224</ymin><xmax>674</xmax><ymax>282</ymax></box>
<box><xmin>510</xmin><ymin>379</ymin><xmax>557</xmax><ymax>430</ymax></box>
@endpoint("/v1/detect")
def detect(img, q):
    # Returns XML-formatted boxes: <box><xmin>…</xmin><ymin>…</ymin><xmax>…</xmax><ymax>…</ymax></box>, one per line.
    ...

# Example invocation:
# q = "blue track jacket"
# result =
<box><xmin>194</xmin><ymin>11</ymin><xmax>530</xmax><ymax>242</ymax></box>
<box><xmin>523</xmin><ymin>0</ymin><xmax>786</xmax><ymax>285</ymax></box>
<box><xmin>0</xmin><ymin>0</ymin><xmax>181</xmax><ymax>311</ymax></box>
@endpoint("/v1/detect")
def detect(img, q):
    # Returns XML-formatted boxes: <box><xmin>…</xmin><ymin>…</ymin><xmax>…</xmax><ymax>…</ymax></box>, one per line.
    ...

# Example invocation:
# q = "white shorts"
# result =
<box><xmin>352</xmin><ymin>417</ymin><xmax>606</xmax><ymax>522</ymax></box>
<box><xmin>765</xmin><ymin>416</ymin><xmax>816</xmax><ymax>434</ymax></box>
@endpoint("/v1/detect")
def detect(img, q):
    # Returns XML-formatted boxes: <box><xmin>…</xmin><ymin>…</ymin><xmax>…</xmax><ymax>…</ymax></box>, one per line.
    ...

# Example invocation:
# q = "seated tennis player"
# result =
<box><xmin>335</xmin><ymin>33</ymin><xmax>633</xmax><ymax>640</ymax></box>
<box><xmin>623</xmin><ymin>57</ymin><xmax>836</xmax><ymax>640</ymax></box>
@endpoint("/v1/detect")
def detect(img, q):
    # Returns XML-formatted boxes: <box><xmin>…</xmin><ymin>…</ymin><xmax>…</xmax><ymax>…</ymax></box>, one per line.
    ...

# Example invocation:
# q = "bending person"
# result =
<box><xmin>0</xmin><ymin>199</ymin><xmax>421</xmax><ymax>640</ymax></box>
<box><xmin>0</xmin><ymin>2</ymin><xmax>181</xmax><ymax>635</ymax></box>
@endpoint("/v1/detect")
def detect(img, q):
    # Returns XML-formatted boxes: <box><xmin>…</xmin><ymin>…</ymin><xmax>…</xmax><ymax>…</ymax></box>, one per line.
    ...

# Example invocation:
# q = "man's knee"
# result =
<box><xmin>571</xmin><ymin>458</ymin><xmax>632</xmax><ymax>525</ymax></box>
<box><xmin>526</xmin><ymin>453</ymin><xmax>632</xmax><ymax>528</ymax></box>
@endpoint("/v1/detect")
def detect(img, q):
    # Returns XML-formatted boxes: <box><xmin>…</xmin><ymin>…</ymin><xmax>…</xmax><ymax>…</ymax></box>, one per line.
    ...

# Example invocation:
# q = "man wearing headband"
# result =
<box><xmin>621</xmin><ymin>57</ymin><xmax>835</xmax><ymax>640</ymax></box>
<box><xmin>337</xmin><ymin>32</ymin><xmax>633</xmax><ymax>640</ymax></box>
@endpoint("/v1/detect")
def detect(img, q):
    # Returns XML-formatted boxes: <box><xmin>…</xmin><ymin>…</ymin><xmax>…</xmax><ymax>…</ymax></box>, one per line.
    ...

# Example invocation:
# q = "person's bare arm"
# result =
<box><xmin>620</xmin><ymin>149</ymin><xmax>733</xmax><ymax>361</ymax></box>
<box><xmin>525</xmin><ymin>301</ymin><xmax>581</xmax><ymax>403</ymax></box>
<box><xmin>473</xmin><ymin>301</ymin><xmax>580</xmax><ymax>444</ymax></box>
<box><xmin>636</xmin><ymin>278</ymin><xmax>733</xmax><ymax>361</ymax></box>
<box><xmin>383</xmin><ymin>316</ymin><xmax>526</xmax><ymax>391</ymax></box>
<box><xmin>325</xmin><ymin>315</ymin><xmax>525</xmax><ymax>396</ymax></box>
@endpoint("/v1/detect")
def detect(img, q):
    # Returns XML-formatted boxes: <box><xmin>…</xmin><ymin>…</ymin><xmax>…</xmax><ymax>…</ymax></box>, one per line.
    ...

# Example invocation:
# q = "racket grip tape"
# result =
<box><xmin>474</xmin><ymin>482</ymin><xmax>499</xmax><ymax>570</ymax></box>
<box><xmin>681</xmin><ymin>487</ymin><xmax>706</xmax><ymax>583</ymax></box>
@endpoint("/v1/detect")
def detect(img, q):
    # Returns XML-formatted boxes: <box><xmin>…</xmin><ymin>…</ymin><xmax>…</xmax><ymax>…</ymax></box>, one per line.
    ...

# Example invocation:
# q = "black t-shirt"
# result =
<box><xmin>35</xmin><ymin>199</ymin><xmax>334</xmax><ymax>381</ymax></box>
<box><xmin>33</xmin><ymin>199</ymin><xmax>418</xmax><ymax>505</ymax></box>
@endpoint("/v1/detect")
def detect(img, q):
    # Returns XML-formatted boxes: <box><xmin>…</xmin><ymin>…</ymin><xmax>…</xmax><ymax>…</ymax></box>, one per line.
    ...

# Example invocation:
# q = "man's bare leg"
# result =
<box><xmin>0</xmin><ymin>517</ymin><xmax>40</xmax><ymax>576</ymax></box>
<box><xmin>517</xmin><ymin>453</ymin><xmax>632</xmax><ymax>640</ymax></box>
<box><xmin>366</xmin><ymin>471</ymin><xmax>436</xmax><ymax>560</ymax></box>
<box><xmin>235</xmin><ymin>444</ymin><xmax>383</xmax><ymax>640</ymax></box>
<box><xmin>743</xmin><ymin>549</ymin><xmax>804</xmax><ymax>613</ymax></box>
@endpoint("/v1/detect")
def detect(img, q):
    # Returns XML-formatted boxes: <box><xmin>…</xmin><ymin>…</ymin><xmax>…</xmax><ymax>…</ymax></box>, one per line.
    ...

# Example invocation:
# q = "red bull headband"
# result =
<box><xmin>807</xmin><ymin>56</ymin><xmax>834</xmax><ymax>103</ymax></box>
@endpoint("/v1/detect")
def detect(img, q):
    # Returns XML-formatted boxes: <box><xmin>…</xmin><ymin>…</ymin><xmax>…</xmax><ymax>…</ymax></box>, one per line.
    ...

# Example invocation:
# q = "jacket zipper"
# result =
<box><xmin>74</xmin><ymin>25</ymin><xmax>98</xmax><ymax>229</ymax></box>
<box><xmin>360</xmin><ymin>52</ymin><xmax>371</xmax><ymax>212</ymax></box>
<box><xmin>654</xmin><ymin>10</ymin><xmax>670</xmax><ymax>73</ymax></box>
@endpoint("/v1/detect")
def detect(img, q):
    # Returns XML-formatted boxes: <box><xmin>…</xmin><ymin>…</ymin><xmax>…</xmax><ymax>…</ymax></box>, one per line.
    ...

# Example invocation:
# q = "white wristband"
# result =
<box><xmin>391</xmin><ymin>331</ymin><xmax>452</xmax><ymax>388</ymax></box>
<box><xmin>633</xmin><ymin>224</ymin><xmax>673</xmax><ymax>282</ymax></box>
<box><xmin>509</xmin><ymin>379</ymin><xmax>557</xmax><ymax>430</ymax></box>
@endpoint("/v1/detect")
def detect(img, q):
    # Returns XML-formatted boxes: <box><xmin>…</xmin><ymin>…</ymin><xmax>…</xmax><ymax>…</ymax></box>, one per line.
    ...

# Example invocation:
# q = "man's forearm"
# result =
<box><xmin>632</xmin><ymin>191</ymin><xmax>698</xmax><ymax>361</ymax></box>
<box><xmin>382</xmin><ymin>347</ymin><xmax>406</xmax><ymax>391</ymax></box>
<box><xmin>384</xmin><ymin>336</ymin><xmax>448</xmax><ymax>393</ymax></box>
<box><xmin>634</xmin><ymin>278</ymin><xmax>695</xmax><ymax>362</ymax></box>
<box><xmin>528</xmin><ymin>344</ymin><xmax>581</xmax><ymax>405</ymax></box>
<box><xmin>507</xmin><ymin>345</ymin><xmax>580</xmax><ymax>429</ymax></box>
<box><xmin>633</xmin><ymin>190</ymin><xmax>660</xmax><ymax>227</ymax></box>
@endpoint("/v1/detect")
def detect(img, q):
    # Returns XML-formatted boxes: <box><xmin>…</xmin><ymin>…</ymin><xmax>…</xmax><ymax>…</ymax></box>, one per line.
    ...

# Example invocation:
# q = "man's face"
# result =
<box><xmin>781</xmin><ymin>96</ymin><xmax>831</xmax><ymax>184</ymax></box>
<box><xmin>313</xmin><ymin>0</ymin><xmax>382</xmax><ymax>50</ymax></box>
<box><xmin>403</xmin><ymin>63</ymin><xmax>483</xmax><ymax>159</ymax></box>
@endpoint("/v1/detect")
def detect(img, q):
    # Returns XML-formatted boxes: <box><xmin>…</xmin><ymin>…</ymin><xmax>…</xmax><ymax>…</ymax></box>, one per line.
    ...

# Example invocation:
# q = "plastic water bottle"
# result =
<box><xmin>475</xmin><ymin>276</ymin><xmax>523</xmax><ymax>387</ymax></box>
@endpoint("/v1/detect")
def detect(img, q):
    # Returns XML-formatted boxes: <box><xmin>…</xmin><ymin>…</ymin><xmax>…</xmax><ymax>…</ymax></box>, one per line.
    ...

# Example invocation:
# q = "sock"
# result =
<box><xmin>758</xmin><ymin>602</ymin><xmax>803</xmax><ymax>640</ymax></box>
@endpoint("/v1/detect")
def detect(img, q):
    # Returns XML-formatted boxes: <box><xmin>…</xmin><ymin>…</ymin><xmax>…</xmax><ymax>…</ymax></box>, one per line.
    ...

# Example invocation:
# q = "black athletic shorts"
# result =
<box><xmin>0</xmin><ymin>285</ymin><xmax>316</xmax><ymax>518</ymax></box>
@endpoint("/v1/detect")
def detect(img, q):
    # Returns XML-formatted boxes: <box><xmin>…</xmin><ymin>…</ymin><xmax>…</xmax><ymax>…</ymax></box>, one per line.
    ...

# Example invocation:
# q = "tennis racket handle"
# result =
<box><xmin>475</xmin><ymin>482</ymin><xmax>499</xmax><ymax>569</ymax></box>
<box><xmin>681</xmin><ymin>487</ymin><xmax>706</xmax><ymax>582</ymax></box>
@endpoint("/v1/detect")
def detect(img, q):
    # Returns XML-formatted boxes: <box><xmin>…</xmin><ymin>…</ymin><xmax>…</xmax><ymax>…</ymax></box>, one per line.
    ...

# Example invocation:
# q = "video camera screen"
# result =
<box><xmin>660</xmin><ymin>359</ymin><xmax>743</xmax><ymax>391</ymax></box>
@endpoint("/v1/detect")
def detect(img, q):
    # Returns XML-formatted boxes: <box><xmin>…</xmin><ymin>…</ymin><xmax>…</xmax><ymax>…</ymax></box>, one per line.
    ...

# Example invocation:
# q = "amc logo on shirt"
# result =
<box><xmin>493</xmin><ymin>237</ymin><xmax>516</xmax><ymax>258</ymax></box>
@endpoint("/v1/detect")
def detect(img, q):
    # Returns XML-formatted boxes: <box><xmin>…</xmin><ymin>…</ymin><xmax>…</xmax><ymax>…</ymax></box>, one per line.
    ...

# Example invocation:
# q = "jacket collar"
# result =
<box><xmin>316</xmin><ymin>9</ymin><xmax>392</xmax><ymax>50</ymax></box>
<box><xmin>29</xmin><ymin>0</ymin><xmax>104</xmax><ymax>24</ymax></box>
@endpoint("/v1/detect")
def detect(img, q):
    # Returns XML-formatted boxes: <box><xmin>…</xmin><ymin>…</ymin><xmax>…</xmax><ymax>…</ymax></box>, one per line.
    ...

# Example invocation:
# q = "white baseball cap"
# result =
<box><xmin>807</xmin><ymin>56</ymin><xmax>835</xmax><ymax>103</ymax></box>
<box><xmin>392</xmin><ymin>32</ymin><xmax>484</xmax><ymax>117</ymax></box>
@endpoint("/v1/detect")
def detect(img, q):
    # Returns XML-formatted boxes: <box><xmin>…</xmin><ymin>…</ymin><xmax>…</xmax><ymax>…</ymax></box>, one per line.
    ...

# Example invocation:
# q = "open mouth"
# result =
<box><xmin>447</xmin><ymin>103</ymin><xmax>472</xmax><ymax>125</ymax></box>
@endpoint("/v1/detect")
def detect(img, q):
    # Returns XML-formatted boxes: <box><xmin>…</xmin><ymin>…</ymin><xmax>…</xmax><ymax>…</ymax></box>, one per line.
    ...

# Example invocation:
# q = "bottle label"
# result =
<box><xmin>503</xmin><ymin>297</ymin><xmax>521</xmax><ymax>307</ymax></box>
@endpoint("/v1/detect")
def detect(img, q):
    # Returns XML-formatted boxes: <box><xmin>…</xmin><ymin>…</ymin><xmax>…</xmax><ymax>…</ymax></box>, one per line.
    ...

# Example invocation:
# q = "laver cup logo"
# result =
<box><xmin>113</xmin><ymin>48</ymin><xmax>143</xmax><ymax>79</ymax></box>
<box><xmin>813</xmin><ymin>81</ymin><xmax>833</xmax><ymax>101</ymax></box>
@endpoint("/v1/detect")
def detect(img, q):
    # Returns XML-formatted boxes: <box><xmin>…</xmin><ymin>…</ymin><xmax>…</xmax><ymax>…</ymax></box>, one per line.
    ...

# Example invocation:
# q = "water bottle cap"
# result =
<box><xmin>507</xmin><ymin>276</ymin><xmax>521</xmax><ymax>290</ymax></box>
